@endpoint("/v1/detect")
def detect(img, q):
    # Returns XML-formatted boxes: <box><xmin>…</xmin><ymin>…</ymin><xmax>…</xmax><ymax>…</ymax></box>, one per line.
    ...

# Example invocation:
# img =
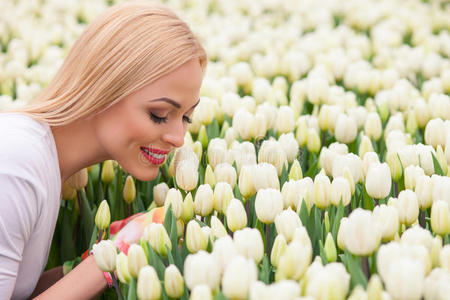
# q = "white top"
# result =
<box><xmin>0</xmin><ymin>113</ymin><xmax>61</xmax><ymax>300</ymax></box>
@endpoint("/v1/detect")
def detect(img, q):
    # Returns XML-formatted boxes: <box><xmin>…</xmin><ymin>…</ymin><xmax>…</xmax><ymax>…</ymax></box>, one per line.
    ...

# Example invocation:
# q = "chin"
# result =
<box><xmin>129</xmin><ymin>167</ymin><xmax>160</xmax><ymax>182</ymax></box>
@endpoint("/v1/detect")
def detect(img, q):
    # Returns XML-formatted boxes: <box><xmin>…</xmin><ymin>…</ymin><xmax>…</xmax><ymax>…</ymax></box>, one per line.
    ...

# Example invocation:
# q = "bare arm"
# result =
<box><xmin>33</xmin><ymin>256</ymin><xmax>108</xmax><ymax>300</ymax></box>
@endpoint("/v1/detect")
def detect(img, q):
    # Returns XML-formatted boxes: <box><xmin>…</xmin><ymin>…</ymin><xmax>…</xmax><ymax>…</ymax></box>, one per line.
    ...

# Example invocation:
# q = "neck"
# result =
<box><xmin>51</xmin><ymin>117</ymin><xmax>109</xmax><ymax>183</ymax></box>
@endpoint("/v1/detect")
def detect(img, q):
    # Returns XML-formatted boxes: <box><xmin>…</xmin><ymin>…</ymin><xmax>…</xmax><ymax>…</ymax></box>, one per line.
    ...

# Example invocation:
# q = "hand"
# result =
<box><xmin>111</xmin><ymin>207</ymin><xmax>165</xmax><ymax>254</ymax></box>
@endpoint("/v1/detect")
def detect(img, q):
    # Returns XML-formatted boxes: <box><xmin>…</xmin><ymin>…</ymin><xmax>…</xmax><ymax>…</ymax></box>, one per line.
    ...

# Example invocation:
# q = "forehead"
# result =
<box><xmin>131</xmin><ymin>59</ymin><xmax>203</xmax><ymax>108</ymax></box>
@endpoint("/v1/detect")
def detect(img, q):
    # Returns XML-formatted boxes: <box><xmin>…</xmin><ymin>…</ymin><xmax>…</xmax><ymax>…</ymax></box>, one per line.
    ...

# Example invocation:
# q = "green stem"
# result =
<box><xmin>419</xmin><ymin>210</ymin><xmax>426</xmax><ymax>228</ymax></box>
<box><xmin>111</xmin><ymin>274</ymin><xmax>124</xmax><ymax>300</ymax></box>
<box><xmin>361</xmin><ymin>256</ymin><xmax>370</xmax><ymax>279</ymax></box>
<box><xmin>266</xmin><ymin>224</ymin><xmax>271</xmax><ymax>261</ymax></box>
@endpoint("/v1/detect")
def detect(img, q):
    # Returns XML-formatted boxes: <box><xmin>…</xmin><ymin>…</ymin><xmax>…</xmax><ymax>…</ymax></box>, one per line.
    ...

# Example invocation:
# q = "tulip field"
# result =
<box><xmin>2</xmin><ymin>0</ymin><xmax>450</xmax><ymax>299</ymax></box>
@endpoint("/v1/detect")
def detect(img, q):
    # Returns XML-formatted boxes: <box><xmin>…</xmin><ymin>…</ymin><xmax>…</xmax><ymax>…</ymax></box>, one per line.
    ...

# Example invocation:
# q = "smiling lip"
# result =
<box><xmin>140</xmin><ymin>147</ymin><xmax>169</xmax><ymax>165</ymax></box>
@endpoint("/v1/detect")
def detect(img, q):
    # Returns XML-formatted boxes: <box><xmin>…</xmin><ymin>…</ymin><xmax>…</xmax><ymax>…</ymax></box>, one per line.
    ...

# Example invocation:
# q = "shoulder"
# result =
<box><xmin>0</xmin><ymin>113</ymin><xmax>57</xmax><ymax>185</ymax></box>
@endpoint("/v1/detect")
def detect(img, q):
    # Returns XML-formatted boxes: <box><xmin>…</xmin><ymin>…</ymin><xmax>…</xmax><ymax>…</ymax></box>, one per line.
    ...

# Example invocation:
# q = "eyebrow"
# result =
<box><xmin>150</xmin><ymin>97</ymin><xmax>200</xmax><ymax>110</ymax></box>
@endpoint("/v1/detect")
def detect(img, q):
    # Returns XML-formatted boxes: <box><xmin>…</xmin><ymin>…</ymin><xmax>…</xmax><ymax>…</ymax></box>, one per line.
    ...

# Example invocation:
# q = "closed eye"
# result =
<box><xmin>150</xmin><ymin>112</ymin><xmax>192</xmax><ymax>124</ymax></box>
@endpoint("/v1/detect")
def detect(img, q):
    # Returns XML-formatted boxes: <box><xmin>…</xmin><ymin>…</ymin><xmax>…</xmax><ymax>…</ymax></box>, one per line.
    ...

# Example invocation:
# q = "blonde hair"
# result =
<box><xmin>13</xmin><ymin>0</ymin><xmax>207</xmax><ymax>126</ymax></box>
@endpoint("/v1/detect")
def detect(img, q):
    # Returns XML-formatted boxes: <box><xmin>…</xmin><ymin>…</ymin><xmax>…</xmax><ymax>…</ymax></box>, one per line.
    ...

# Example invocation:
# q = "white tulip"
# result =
<box><xmin>184</xmin><ymin>251</ymin><xmax>220</xmax><ymax>291</ymax></box>
<box><xmin>365</xmin><ymin>163</ymin><xmax>392</xmax><ymax>199</ymax></box>
<box><xmin>255</xmin><ymin>188</ymin><xmax>283</xmax><ymax>224</ymax></box>
<box><xmin>233</xmin><ymin>228</ymin><xmax>264</xmax><ymax>263</ymax></box>
<box><xmin>222</xmin><ymin>256</ymin><xmax>258</xmax><ymax>300</ymax></box>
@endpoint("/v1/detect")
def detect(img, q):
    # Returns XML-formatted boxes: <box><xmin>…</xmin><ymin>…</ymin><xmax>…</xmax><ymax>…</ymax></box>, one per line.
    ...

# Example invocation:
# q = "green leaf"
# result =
<box><xmin>298</xmin><ymin>200</ymin><xmax>310</xmax><ymax>231</ymax></box>
<box><xmin>166</xmin><ymin>245</ymin><xmax>175</xmax><ymax>265</ymax></box>
<box><xmin>214</xmin><ymin>290</ymin><xmax>228</xmax><ymax>300</ymax></box>
<box><xmin>331</xmin><ymin>201</ymin><xmax>344</xmax><ymax>242</ymax></box>
<box><xmin>362</xmin><ymin>186</ymin><xmax>374</xmax><ymax>211</ymax></box>
<box><xmin>344</xmin><ymin>250</ymin><xmax>368</xmax><ymax>289</ymax></box>
<box><xmin>280</xmin><ymin>163</ymin><xmax>288</xmax><ymax>186</ymax></box>
<box><xmin>61</xmin><ymin>207</ymin><xmax>76</xmax><ymax>261</ymax></box>
<box><xmin>304</xmin><ymin>160</ymin><xmax>318</xmax><ymax>178</ymax></box>
<box><xmin>127</xmin><ymin>277</ymin><xmax>137</xmax><ymax>300</ymax></box>
<box><xmin>431</xmin><ymin>152</ymin><xmax>445</xmax><ymax>176</ymax></box>
<box><xmin>147</xmin><ymin>244</ymin><xmax>166</xmax><ymax>280</ymax></box>
<box><xmin>259</xmin><ymin>254</ymin><xmax>271</xmax><ymax>284</ymax></box>
<box><xmin>88</xmin><ymin>226</ymin><xmax>98</xmax><ymax>250</ymax></box>
<box><xmin>80</xmin><ymin>189</ymin><xmax>94</xmax><ymax>249</ymax></box>
<box><xmin>164</xmin><ymin>204</ymin><xmax>174</xmax><ymax>238</ymax></box>
<box><xmin>319</xmin><ymin>240</ymin><xmax>327</xmax><ymax>265</ymax></box>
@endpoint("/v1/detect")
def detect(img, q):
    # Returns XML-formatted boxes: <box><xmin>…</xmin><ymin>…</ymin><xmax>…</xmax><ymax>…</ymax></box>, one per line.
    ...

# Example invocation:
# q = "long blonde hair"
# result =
<box><xmin>12</xmin><ymin>0</ymin><xmax>207</xmax><ymax>126</ymax></box>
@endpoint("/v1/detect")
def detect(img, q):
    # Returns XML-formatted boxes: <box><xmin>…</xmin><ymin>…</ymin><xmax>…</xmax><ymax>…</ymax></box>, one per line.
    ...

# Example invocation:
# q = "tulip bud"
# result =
<box><xmin>213</xmin><ymin>182</ymin><xmax>234</xmax><ymax>214</ymax></box>
<box><xmin>67</xmin><ymin>168</ymin><xmax>88</xmax><ymax>190</ymax></box>
<box><xmin>137</xmin><ymin>266</ymin><xmax>161</xmax><ymax>300</ymax></box>
<box><xmin>324</xmin><ymin>232</ymin><xmax>337</xmax><ymax>263</ymax></box>
<box><xmin>101</xmin><ymin>160</ymin><xmax>115</xmax><ymax>184</ymax></box>
<box><xmin>198</xmin><ymin>125</ymin><xmax>208</xmax><ymax>149</ymax></box>
<box><xmin>226</xmin><ymin>198</ymin><xmax>247</xmax><ymax>232</ymax></box>
<box><xmin>335</xmin><ymin>113</ymin><xmax>358</xmax><ymax>144</ymax></box>
<box><xmin>425</xmin><ymin>118</ymin><xmax>446</xmax><ymax>148</ymax></box>
<box><xmin>190</xmin><ymin>284</ymin><xmax>212</xmax><ymax>300</ymax></box>
<box><xmin>210</xmin><ymin>215</ymin><xmax>228</xmax><ymax>239</ymax></box>
<box><xmin>337</xmin><ymin>217</ymin><xmax>348</xmax><ymax>251</ymax></box>
<box><xmin>164</xmin><ymin>264</ymin><xmax>184</xmax><ymax>298</ymax></box>
<box><xmin>176</xmin><ymin>159</ymin><xmax>198</xmax><ymax>191</ymax></box>
<box><xmin>271</xmin><ymin>234</ymin><xmax>287</xmax><ymax>267</ymax></box>
<box><xmin>204</xmin><ymin>164</ymin><xmax>216</xmax><ymax>188</ymax></box>
<box><xmin>343</xmin><ymin>167</ymin><xmax>356</xmax><ymax>196</ymax></box>
<box><xmin>306</xmin><ymin>128</ymin><xmax>321</xmax><ymax>154</ymax></box>
<box><xmin>365</xmin><ymin>163</ymin><xmax>392</xmax><ymax>199</ymax></box>
<box><xmin>222</xmin><ymin>256</ymin><xmax>258</xmax><ymax>300</ymax></box>
<box><xmin>186</xmin><ymin>220</ymin><xmax>208</xmax><ymax>253</ymax></box>
<box><xmin>190</xmin><ymin>140</ymin><xmax>202</xmax><ymax>162</ymax></box>
<box><xmin>127</xmin><ymin>244</ymin><xmax>148</xmax><ymax>278</ymax></box>
<box><xmin>342</xmin><ymin>209</ymin><xmax>381</xmax><ymax>256</ymax></box>
<box><xmin>440</xmin><ymin>245</ymin><xmax>450</xmax><ymax>271</ymax></box>
<box><xmin>184</xmin><ymin>251</ymin><xmax>221</xmax><ymax>290</ymax></box>
<box><xmin>415</xmin><ymin>175</ymin><xmax>433</xmax><ymax>210</ymax></box>
<box><xmin>144</xmin><ymin>223</ymin><xmax>172</xmax><ymax>257</ymax></box>
<box><xmin>153</xmin><ymin>182</ymin><xmax>169</xmax><ymax>207</ymax></box>
<box><xmin>176</xmin><ymin>219</ymin><xmax>184</xmax><ymax>238</ymax></box>
<box><xmin>255</xmin><ymin>188</ymin><xmax>283</xmax><ymax>224</ymax></box>
<box><xmin>181</xmin><ymin>192</ymin><xmax>194</xmax><ymax>223</ymax></box>
<box><xmin>276</xmin><ymin>239</ymin><xmax>312</xmax><ymax>281</ymax></box>
<box><xmin>392</xmin><ymin>190</ymin><xmax>419</xmax><ymax>227</ymax></box>
<box><xmin>164</xmin><ymin>188</ymin><xmax>183</xmax><ymax>219</ymax></box>
<box><xmin>116</xmin><ymin>252</ymin><xmax>131</xmax><ymax>284</ymax></box>
<box><xmin>383</xmin><ymin>257</ymin><xmax>425</xmax><ymax>300</ymax></box>
<box><xmin>430</xmin><ymin>236</ymin><xmax>442</xmax><ymax>268</ymax></box>
<box><xmin>123</xmin><ymin>175</ymin><xmax>136</xmax><ymax>204</ymax></box>
<box><xmin>367</xmin><ymin>274</ymin><xmax>382</xmax><ymax>300</ymax></box>
<box><xmin>214</xmin><ymin>163</ymin><xmax>237</xmax><ymax>188</ymax></box>
<box><xmin>296</xmin><ymin>117</ymin><xmax>308</xmax><ymax>147</ymax></box>
<box><xmin>431</xmin><ymin>200</ymin><xmax>450</xmax><ymax>236</ymax></box>
<box><xmin>330</xmin><ymin>176</ymin><xmax>351</xmax><ymax>207</ymax></box>
<box><xmin>95</xmin><ymin>200</ymin><xmax>111</xmax><ymax>231</ymax></box>
<box><xmin>234</xmin><ymin>228</ymin><xmax>264</xmax><ymax>263</ymax></box>
<box><xmin>364</xmin><ymin>112</ymin><xmax>382</xmax><ymax>141</ymax></box>
<box><xmin>313</xmin><ymin>172</ymin><xmax>331</xmax><ymax>210</ymax></box>
<box><xmin>238</xmin><ymin>164</ymin><xmax>256</xmax><ymax>199</ymax></box>
<box><xmin>194</xmin><ymin>184</ymin><xmax>214</xmax><ymax>217</ymax></box>
<box><xmin>372</xmin><ymin>204</ymin><xmax>399</xmax><ymax>242</ymax></box>
<box><xmin>387</xmin><ymin>151</ymin><xmax>403</xmax><ymax>182</ymax></box>
<box><xmin>358</xmin><ymin>135</ymin><xmax>374</xmax><ymax>158</ymax></box>
<box><xmin>288</xmin><ymin>159</ymin><xmax>303</xmax><ymax>181</ymax></box>
<box><xmin>274</xmin><ymin>208</ymin><xmax>302</xmax><ymax>242</ymax></box>
<box><xmin>62</xmin><ymin>181</ymin><xmax>76</xmax><ymax>200</ymax></box>
<box><xmin>436</xmin><ymin>145</ymin><xmax>448</xmax><ymax>175</ymax></box>
<box><xmin>92</xmin><ymin>240</ymin><xmax>116</xmax><ymax>272</ymax></box>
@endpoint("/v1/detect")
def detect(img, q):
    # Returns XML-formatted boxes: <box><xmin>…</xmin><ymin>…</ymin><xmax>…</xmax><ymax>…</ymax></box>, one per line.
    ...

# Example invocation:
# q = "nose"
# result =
<box><xmin>162</xmin><ymin>119</ymin><xmax>186</xmax><ymax>148</ymax></box>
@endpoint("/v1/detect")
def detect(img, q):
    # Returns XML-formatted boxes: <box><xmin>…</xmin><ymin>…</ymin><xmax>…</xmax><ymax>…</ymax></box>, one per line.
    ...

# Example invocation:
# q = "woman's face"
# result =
<box><xmin>93</xmin><ymin>58</ymin><xmax>203</xmax><ymax>181</ymax></box>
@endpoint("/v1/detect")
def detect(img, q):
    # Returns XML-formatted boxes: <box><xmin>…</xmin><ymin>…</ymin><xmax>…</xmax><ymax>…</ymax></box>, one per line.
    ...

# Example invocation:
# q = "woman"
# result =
<box><xmin>0</xmin><ymin>1</ymin><xmax>207</xmax><ymax>299</ymax></box>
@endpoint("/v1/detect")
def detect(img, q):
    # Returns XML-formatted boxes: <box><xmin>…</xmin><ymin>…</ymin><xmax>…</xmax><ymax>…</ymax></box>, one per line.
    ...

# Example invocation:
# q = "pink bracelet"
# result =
<box><xmin>89</xmin><ymin>250</ymin><xmax>114</xmax><ymax>288</ymax></box>
<box><xmin>103</xmin><ymin>272</ymin><xmax>113</xmax><ymax>288</ymax></box>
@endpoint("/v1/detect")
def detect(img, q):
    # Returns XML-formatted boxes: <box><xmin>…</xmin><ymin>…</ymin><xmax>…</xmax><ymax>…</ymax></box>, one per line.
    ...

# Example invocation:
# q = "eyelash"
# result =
<box><xmin>150</xmin><ymin>113</ymin><xmax>192</xmax><ymax>124</ymax></box>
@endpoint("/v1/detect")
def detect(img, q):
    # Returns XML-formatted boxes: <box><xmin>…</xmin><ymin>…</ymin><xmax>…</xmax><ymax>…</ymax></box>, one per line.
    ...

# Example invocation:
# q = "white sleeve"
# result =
<box><xmin>0</xmin><ymin>174</ymin><xmax>38</xmax><ymax>299</ymax></box>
